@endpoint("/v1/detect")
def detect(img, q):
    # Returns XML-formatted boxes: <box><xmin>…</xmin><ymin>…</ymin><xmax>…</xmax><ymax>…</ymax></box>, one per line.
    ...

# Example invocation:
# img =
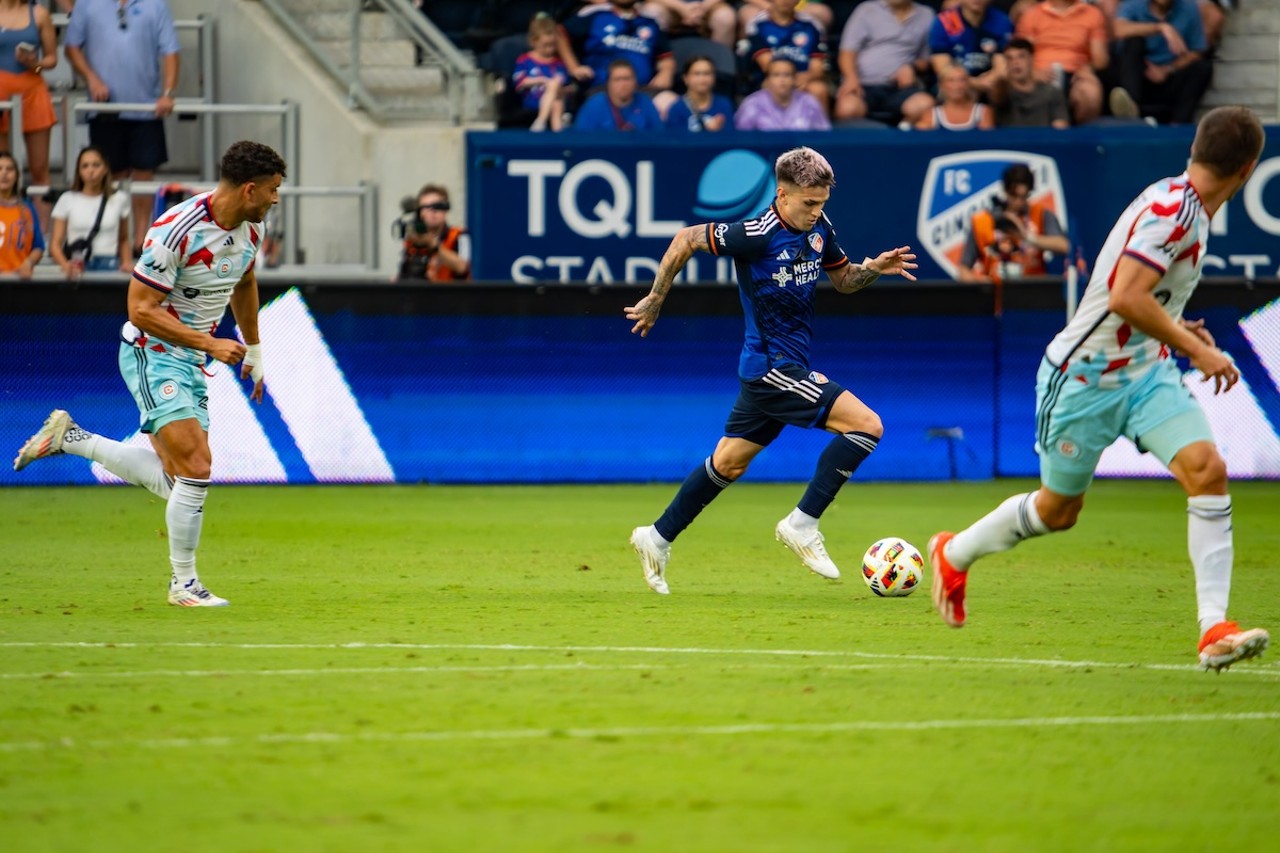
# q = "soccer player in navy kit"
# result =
<box><xmin>625</xmin><ymin>146</ymin><xmax>917</xmax><ymax>594</ymax></box>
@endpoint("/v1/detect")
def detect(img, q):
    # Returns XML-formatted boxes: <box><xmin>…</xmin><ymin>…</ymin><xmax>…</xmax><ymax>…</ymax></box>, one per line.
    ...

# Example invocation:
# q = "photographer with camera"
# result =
<box><xmin>957</xmin><ymin>163</ymin><xmax>1068</xmax><ymax>289</ymax></box>
<box><xmin>396</xmin><ymin>184</ymin><xmax>470</xmax><ymax>283</ymax></box>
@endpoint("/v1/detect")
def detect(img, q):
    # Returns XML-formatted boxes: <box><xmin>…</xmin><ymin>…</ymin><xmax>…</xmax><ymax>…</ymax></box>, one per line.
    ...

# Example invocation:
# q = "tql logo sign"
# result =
<box><xmin>916</xmin><ymin>150</ymin><xmax>1067</xmax><ymax>278</ymax></box>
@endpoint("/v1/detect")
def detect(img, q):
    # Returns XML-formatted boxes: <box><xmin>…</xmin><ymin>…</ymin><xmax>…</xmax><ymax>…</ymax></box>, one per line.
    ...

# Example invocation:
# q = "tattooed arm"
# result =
<box><xmin>829</xmin><ymin>246</ymin><xmax>918</xmax><ymax>294</ymax></box>
<box><xmin>624</xmin><ymin>224</ymin><xmax>711</xmax><ymax>338</ymax></box>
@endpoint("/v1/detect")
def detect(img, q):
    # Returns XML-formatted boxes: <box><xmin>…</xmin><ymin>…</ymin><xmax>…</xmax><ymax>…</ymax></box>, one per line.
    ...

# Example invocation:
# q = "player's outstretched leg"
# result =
<box><xmin>630</xmin><ymin>525</ymin><xmax>670</xmax><ymax>595</ymax></box>
<box><xmin>13</xmin><ymin>409</ymin><xmax>71</xmax><ymax>470</ymax></box>
<box><xmin>1198</xmin><ymin>621</ymin><xmax>1269</xmax><ymax>672</ymax></box>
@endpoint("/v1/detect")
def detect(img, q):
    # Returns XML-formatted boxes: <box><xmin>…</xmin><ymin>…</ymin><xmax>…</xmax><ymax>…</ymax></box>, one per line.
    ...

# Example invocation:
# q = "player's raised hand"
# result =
<box><xmin>872</xmin><ymin>246</ymin><xmax>918</xmax><ymax>281</ymax></box>
<box><xmin>1190</xmin><ymin>346</ymin><xmax>1239</xmax><ymax>394</ymax></box>
<box><xmin>625</xmin><ymin>294</ymin><xmax>663</xmax><ymax>337</ymax></box>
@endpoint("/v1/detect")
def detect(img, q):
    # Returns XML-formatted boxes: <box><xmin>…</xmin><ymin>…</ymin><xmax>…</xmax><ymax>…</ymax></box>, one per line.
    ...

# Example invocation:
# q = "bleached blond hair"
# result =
<box><xmin>775</xmin><ymin>146</ymin><xmax>835</xmax><ymax>189</ymax></box>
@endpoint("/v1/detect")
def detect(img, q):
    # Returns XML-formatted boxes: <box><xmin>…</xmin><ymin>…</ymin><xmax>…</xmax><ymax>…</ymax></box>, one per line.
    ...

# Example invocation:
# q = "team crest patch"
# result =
<box><xmin>1056</xmin><ymin>438</ymin><xmax>1080</xmax><ymax>458</ymax></box>
<box><xmin>808</xmin><ymin>371</ymin><xmax>828</xmax><ymax>384</ymax></box>
<box><xmin>217</xmin><ymin>258</ymin><xmax>234</xmax><ymax>278</ymax></box>
<box><xmin>159</xmin><ymin>381</ymin><xmax>179</xmax><ymax>401</ymax></box>
<box><xmin>916</xmin><ymin>151</ymin><xmax>1067</xmax><ymax>279</ymax></box>
<box><xmin>808</xmin><ymin>232</ymin><xmax>824</xmax><ymax>254</ymax></box>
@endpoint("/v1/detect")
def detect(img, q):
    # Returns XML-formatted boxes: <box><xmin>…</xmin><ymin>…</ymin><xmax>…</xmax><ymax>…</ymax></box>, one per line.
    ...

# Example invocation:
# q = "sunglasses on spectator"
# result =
<box><xmin>118</xmin><ymin>6</ymin><xmax>127</xmax><ymax>30</ymax></box>
<box><xmin>420</xmin><ymin>202</ymin><xmax>450</xmax><ymax>212</ymax></box>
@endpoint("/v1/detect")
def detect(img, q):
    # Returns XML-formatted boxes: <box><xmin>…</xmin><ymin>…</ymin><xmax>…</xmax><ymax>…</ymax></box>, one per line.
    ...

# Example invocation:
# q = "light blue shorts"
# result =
<box><xmin>118</xmin><ymin>341</ymin><xmax>209</xmax><ymax>433</ymax></box>
<box><xmin>1034</xmin><ymin>355</ymin><xmax>1213</xmax><ymax>496</ymax></box>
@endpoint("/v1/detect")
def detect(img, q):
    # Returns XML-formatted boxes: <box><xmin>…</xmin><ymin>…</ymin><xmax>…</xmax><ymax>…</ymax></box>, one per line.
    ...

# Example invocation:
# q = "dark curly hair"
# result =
<box><xmin>219</xmin><ymin>140</ymin><xmax>287</xmax><ymax>186</ymax></box>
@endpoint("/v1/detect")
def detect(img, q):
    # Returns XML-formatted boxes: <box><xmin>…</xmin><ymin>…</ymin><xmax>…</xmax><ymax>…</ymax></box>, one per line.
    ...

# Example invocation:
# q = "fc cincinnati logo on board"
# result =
<box><xmin>916</xmin><ymin>150</ymin><xmax>1067</xmax><ymax>279</ymax></box>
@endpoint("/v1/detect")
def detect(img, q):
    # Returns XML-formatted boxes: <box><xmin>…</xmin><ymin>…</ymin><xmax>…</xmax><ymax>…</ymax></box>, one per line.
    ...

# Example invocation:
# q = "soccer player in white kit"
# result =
<box><xmin>928</xmin><ymin>106</ymin><xmax>1269</xmax><ymax>671</ymax></box>
<box><xmin>14</xmin><ymin>141</ymin><xmax>286</xmax><ymax>607</ymax></box>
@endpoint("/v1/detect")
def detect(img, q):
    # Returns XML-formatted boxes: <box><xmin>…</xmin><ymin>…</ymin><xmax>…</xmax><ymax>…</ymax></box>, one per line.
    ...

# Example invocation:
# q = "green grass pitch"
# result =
<box><xmin>1</xmin><ymin>480</ymin><xmax>1278</xmax><ymax>852</ymax></box>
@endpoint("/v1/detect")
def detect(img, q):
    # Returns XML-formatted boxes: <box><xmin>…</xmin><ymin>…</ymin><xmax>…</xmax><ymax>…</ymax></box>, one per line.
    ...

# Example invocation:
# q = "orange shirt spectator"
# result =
<box><xmin>1015</xmin><ymin>0</ymin><xmax>1107</xmax><ymax>74</ymax></box>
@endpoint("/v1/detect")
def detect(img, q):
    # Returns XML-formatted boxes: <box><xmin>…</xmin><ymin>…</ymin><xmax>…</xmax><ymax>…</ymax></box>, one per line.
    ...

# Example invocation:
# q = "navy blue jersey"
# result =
<box><xmin>562</xmin><ymin>8</ymin><xmax>672</xmax><ymax>86</ymax></box>
<box><xmin>747</xmin><ymin>17</ymin><xmax>826</xmax><ymax>86</ymax></box>
<box><xmin>706</xmin><ymin>205</ymin><xmax>849</xmax><ymax>380</ymax></box>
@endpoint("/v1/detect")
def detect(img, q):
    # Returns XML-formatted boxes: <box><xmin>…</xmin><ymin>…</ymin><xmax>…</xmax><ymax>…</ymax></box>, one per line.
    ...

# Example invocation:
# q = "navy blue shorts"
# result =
<box><xmin>725</xmin><ymin>363</ymin><xmax>847</xmax><ymax>447</ymax></box>
<box><xmin>89</xmin><ymin>116</ymin><xmax>168</xmax><ymax>172</ymax></box>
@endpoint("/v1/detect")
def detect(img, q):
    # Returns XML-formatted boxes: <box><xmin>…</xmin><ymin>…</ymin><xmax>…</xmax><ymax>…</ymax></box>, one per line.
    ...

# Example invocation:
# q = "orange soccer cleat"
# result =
<box><xmin>1198</xmin><ymin>621</ymin><xmax>1269</xmax><ymax>672</ymax></box>
<box><xmin>929</xmin><ymin>531</ymin><xmax>967</xmax><ymax>628</ymax></box>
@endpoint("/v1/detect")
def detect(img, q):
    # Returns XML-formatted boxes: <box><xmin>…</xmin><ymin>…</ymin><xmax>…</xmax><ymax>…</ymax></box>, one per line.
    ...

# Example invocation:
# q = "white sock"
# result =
<box><xmin>787</xmin><ymin>508</ymin><xmax>820</xmax><ymax>531</ymax></box>
<box><xmin>61</xmin><ymin>427</ymin><xmax>172</xmax><ymax>499</ymax></box>
<box><xmin>649</xmin><ymin>526</ymin><xmax>671</xmax><ymax>549</ymax></box>
<box><xmin>947</xmin><ymin>491</ymin><xmax>1050</xmax><ymax>570</ymax></box>
<box><xmin>167</xmin><ymin>476</ymin><xmax>210</xmax><ymax>588</ymax></box>
<box><xmin>1188</xmin><ymin>494</ymin><xmax>1232</xmax><ymax>636</ymax></box>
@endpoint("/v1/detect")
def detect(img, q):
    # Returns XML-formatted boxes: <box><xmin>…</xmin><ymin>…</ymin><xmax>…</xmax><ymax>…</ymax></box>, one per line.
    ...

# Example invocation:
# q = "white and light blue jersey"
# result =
<box><xmin>1046</xmin><ymin>173</ymin><xmax>1208</xmax><ymax>388</ymax></box>
<box><xmin>127</xmin><ymin>192</ymin><xmax>264</xmax><ymax>363</ymax></box>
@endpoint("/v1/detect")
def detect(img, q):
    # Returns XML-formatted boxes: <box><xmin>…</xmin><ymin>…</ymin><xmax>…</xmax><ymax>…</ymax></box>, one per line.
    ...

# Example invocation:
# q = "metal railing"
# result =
<box><xmin>259</xmin><ymin>0</ymin><xmax>487</xmax><ymax>123</ymax></box>
<box><xmin>63</xmin><ymin>99</ymin><xmax>301</xmax><ymax>259</ymax></box>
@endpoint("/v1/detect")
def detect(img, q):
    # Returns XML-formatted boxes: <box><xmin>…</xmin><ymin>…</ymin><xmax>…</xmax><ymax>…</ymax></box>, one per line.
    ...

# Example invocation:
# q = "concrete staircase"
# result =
<box><xmin>1202</xmin><ymin>0</ymin><xmax>1280</xmax><ymax>120</ymax></box>
<box><xmin>268</xmin><ymin>0</ymin><xmax>484</xmax><ymax>122</ymax></box>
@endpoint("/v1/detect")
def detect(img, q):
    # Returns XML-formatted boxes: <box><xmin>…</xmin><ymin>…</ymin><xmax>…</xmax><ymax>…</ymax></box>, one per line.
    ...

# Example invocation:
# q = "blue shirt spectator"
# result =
<box><xmin>574</xmin><ymin>59</ymin><xmax>663</xmax><ymax>131</ymax></box>
<box><xmin>1116</xmin><ymin>0</ymin><xmax>1206</xmax><ymax>66</ymax></box>
<box><xmin>929</xmin><ymin>0</ymin><xmax>1013</xmax><ymax>79</ymax></box>
<box><xmin>747</xmin><ymin>12</ymin><xmax>827</xmax><ymax>89</ymax></box>
<box><xmin>559</xmin><ymin>1</ymin><xmax>674</xmax><ymax>88</ymax></box>
<box><xmin>666</xmin><ymin>93</ymin><xmax>735</xmax><ymax>131</ymax></box>
<box><xmin>64</xmin><ymin>0</ymin><xmax>181</xmax><ymax>121</ymax></box>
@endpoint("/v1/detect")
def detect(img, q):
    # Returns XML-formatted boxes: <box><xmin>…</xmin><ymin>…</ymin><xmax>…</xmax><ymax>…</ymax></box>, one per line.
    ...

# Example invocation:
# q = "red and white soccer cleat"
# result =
<box><xmin>1198</xmin><ymin>621</ymin><xmax>1269</xmax><ymax>672</ymax></box>
<box><xmin>929</xmin><ymin>531</ymin><xmax>967</xmax><ymax>628</ymax></box>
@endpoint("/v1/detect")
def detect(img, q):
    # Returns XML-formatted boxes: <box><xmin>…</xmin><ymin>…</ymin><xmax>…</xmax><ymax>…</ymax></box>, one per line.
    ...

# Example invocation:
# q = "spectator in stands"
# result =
<box><xmin>0</xmin><ymin>0</ymin><xmax>58</xmax><ymax>232</ymax></box>
<box><xmin>735</xmin><ymin>56</ymin><xmax>831</xmax><ymax>130</ymax></box>
<box><xmin>957</xmin><ymin>163</ymin><xmax>1068</xmax><ymax>285</ymax></box>
<box><xmin>641</xmin><ymin>1</ymin><xmax>738</xmax><ymax>48</ymax></box>
<box><xmin>746</xmin><ymin>0</ymin><xmax>830</xmax><ymax>113</ymax></box>
<box><xmin>914</xmin><ymin>63</ymin><xmax>995</xmax><ymax>129</ymax></box>
<box><xmin>0</xmin><ymin>152</ymin><xmax>43</xmax><ymax>277</ymax></box>
<box><xmin>513</xmin><ymin>13</ymin><xmax>572</xmax><ymax>131</ymax></box>
<box><xmin>834</xmin><ymin>0</ymin><xmax>936</xmax><ymax>126</ymax></box>
<box><xmin>1112</xmin><ymin>0</ymin><xmax>1212</xmax><ymax>125</ymax></box>
<box><xmin>929</xmin><ymin>0</ymin><xmax>1012</xmax><ymax>102</ymax></box>
<box><xmin>1198</xmin><ymin>0</ymin><xmax>1226</xmax><ymax>55</ymax></box>
<box><xmin>739</xmin><ymin>0</ymin><xmax>834</xmax><ymax>36</ymax></box>
<box><xmin>558</xmin><ymin>0</ymin><xmax>676</xmax><ymax>100</ymax></box>
<box><xmin>397</xmin><ymin>184</ymin><xmax>471</xmax><ymax>283</ymax></box>
<box><xmin>574</xmin><ymin>58</ymin><xmax>665</xmax><ymax>130</ymax></box>
<box><xmin>1014</xmin><ymin>0</ymin><xmax>1109</xmax><ymax>124</ymax></box>
<box><xmin>65</xmin><ymin>0</ymin><xmax>181</xmax><ymax>258</ymax></box>
<box><xmin>666</xmin><ymin>55</ymin><xmax>735</xmax><ymax>131</ymax></box>
<box><xmin>994</xmin><ymin>37</ymin><xmax>1069</xmax><ymax>127</ymax></box>
<box><xmin>50</xmin><ymin>146</ymin><xmax>131</xmax><ymax>279</ymax></box>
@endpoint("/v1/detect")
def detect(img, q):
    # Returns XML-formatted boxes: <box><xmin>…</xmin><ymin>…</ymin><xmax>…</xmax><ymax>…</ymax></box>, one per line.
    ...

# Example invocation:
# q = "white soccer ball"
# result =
<box><xmin>861</xmin><ymin>537</ymin><xmax>925</xmax><ymax>597</ymax></box>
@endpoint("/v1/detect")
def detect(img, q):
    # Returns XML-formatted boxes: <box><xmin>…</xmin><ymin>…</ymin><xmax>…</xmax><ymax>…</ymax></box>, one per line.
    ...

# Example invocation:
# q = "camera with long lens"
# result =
<box><xmin>393</xmin><ymin>196</ymin><xmax>429</xmax><ymax>239</ymax></box>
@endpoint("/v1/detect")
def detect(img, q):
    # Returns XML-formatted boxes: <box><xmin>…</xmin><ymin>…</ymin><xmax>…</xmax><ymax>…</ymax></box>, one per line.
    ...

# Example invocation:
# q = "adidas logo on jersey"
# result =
<box><xmin>776</xmin><ymin>249</ymin><xmax>790</xmax><ymax>261</ymax></box>
<box><xmin>223</xmin><ymin>235</ymin><xmax>235</xmax><ymax>247</ymax></box>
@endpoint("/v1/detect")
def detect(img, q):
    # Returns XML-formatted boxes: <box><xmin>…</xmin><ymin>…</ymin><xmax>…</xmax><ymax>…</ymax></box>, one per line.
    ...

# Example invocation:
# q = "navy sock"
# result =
<box><xmin>797</xmin><ymin>431</ymin><xmax>879</xmax><ymax>518</ymax></box>
<box><xmin>654</xmin><ymin>457</ymin><xmax>733</xmax><ymax>542</ymax></box>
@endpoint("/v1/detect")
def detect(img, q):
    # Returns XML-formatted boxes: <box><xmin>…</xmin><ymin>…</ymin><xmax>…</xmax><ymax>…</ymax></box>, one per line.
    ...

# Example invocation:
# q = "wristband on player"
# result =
<box><xmin>244</xmin><ymin>343</ymin><xmax>264</xmax><ymax>383</ymax></box>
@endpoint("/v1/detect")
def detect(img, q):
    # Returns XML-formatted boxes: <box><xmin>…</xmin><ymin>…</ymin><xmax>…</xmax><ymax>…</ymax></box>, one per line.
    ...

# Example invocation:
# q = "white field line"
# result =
<box><xmin>1</xmin><ymin>641</ymin><xmax>1277</xmax><ymax>677</ymax></box>
<box><xmin>0</xmin><ymin>662</ymin><xmax>900</xmax><ymax>680</ymax></box>
<box><xmin>2</xmin><ymin>711</ymin><xmax>1278</xmax><ymax>754</ymax></box>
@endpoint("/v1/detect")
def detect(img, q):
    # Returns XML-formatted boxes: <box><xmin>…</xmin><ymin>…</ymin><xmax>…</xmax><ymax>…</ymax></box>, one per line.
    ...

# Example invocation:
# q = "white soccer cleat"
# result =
<box><xmin>775</xmin><ymin>517</ymin><xmax>840</xmax><ymax>579</ymax></box>
<box><xmin>13</xmin><ymin>409</ymin><xmax>71</xmax><ymax>471</ymax></box>
<box><xmin>168</xmin><ymin>580</ymin><xmax>230</xmax><ymax>607</ymax></box>
<box><xmin>1198</xmin><ymin>622</ymin><xmax>1269</xmax><ymax>672</ymax></box>
<box><xmin>630</xmin><ymin>525</ymin><xmax>670</xmax><ymax>595</ymax></box>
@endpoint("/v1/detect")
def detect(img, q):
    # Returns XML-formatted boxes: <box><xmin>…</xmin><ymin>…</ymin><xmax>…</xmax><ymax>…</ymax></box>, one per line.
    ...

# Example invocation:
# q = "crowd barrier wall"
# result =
<box><xmin>3</xmin><ymin>280</ymin><xmax>1278</xmax><ymax>487</ymax></box>
<box><xmin>466</xmin><ymin>125</ymin><xmax>1280</xmax><ymax>284</ymax></box>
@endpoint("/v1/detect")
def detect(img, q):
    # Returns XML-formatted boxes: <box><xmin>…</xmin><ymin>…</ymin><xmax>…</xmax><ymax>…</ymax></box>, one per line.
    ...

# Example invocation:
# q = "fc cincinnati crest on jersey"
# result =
<box><xmin>916</xmin><ymin>151</ymin><xmax>1067</xmax><ymax>279</ymax></box>
<box><xmin>808</xmin><ymin>232</ymin><xmax>824</xmax><ymax>254</ymax></box>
